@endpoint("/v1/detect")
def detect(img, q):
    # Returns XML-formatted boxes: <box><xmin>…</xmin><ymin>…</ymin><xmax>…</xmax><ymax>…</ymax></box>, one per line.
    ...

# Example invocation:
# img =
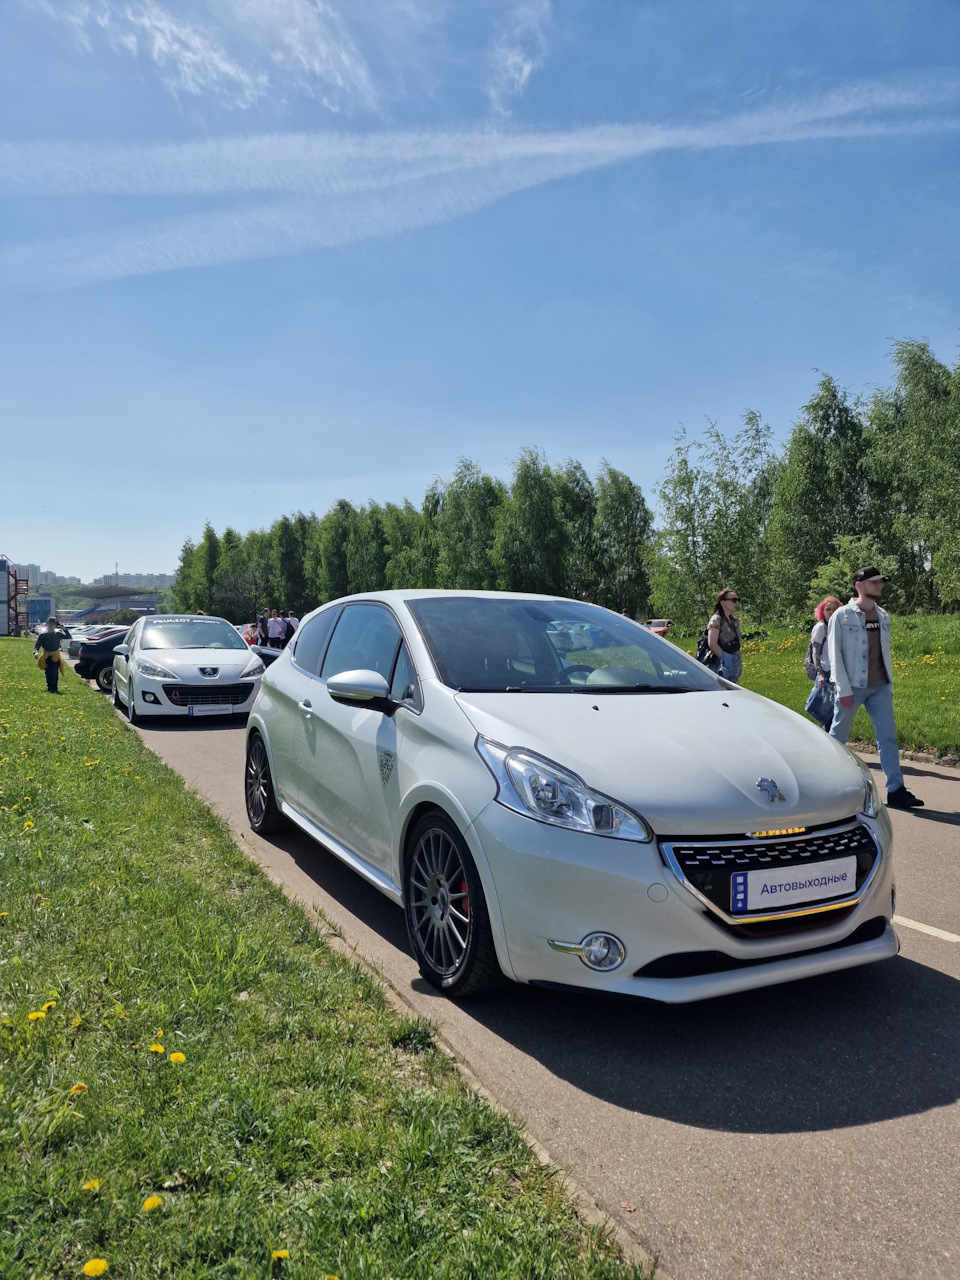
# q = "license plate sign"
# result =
<box><xmin>730</xmin><ymin>855</ymin><xmax>858</xmax><ymax>913</ymax></box>
<box><xmin>187</xmin><ymin>704</ymin><xmax>233</xmax><ymax>717</ymax></box>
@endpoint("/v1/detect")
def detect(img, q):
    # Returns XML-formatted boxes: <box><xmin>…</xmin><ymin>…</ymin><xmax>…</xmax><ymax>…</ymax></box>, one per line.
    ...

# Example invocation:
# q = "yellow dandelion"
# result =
<box><xmin>156</xmin><ymin>1030</ymin><xmax>163</xmax><ymax>1039</ymax></box>
<box><xmin>168</xmin><ymin>1051</ymin><xmax>185</xmax><ymax>1065</ymax></box>
<box><xmin>83</xmin><ymin>1261</ymin><xmax>108</xmax><ymax>1277</ymax></box>
<box><xmin>82</xmin><ymin>1178</ymin><xmax>101</xmax><ymax>1191</ymax></box>
<box><xmin>70</xmin><ymin>1082</ymin><xmax>87</xmax><ymax>1095</ymax></box>
<box><xmin>72</xmin><ymin>1016</ymin><xmax>82</xmax><ymax>1028</ymax></box>
<box><xmin>23</xmin><ymin>820</ymin><xmax>33</xmax><ymax>829</ymax></box>
<box><xmin>143</xmin><ymin>1195</ymin><xmax>163</xmax><ymax>1212</ymax></box>
<box><xmin>42</xmin><ymin>1000</ymin><xmax>57</xmax><ymax>1012</ymax></box>
<box><xmin>148</xmin><ymin>1043</ymin><xmax>164</xmax><ymax>1053</ymax></box>
<box><xmin>28</xmin><ymin>1011</ymin><xmax>45</xmax><ymax>1021</ymax></box>
<box><xmin>271</xmin><ymin>1250</ymin><xmax>290</xmax><ymax>1261</ymax></box>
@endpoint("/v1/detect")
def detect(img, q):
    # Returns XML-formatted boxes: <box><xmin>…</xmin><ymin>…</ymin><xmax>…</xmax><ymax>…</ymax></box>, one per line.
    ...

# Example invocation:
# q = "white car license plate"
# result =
<box><xmin>187</xmin><ymin>704</ymin><xmax>233</xmax><ymax>717</ymax></box>
<box><xmin>730</xmin><ymin>855</ymin><xmax>858</xmax><ymax>913</ymax></box>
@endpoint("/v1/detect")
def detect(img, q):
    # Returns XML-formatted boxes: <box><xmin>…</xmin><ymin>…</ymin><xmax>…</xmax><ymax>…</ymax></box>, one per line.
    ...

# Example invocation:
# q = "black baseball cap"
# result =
<box><xmin>853</xmin><ymin>566</ymin><xmax>889</xmax><ymax>583</ymax></box>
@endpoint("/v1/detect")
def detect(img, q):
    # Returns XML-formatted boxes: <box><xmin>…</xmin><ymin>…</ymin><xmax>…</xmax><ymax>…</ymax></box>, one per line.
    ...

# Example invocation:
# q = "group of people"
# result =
<box><xmin>249</xmin><ymin>607</ymin><xmax>299</xmax><ymax>650</ymax></box>
<box><xmin>703</xmin><ymin>567</ymin><xmax>922</xmax><ymax>811</ymax></box>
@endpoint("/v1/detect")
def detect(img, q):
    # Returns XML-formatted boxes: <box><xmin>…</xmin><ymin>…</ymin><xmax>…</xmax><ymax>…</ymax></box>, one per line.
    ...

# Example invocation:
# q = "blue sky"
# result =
<box><xmin>1</xmin><ymin>0</ymin><xmax>958</xmax><ymax>582</ymax></box>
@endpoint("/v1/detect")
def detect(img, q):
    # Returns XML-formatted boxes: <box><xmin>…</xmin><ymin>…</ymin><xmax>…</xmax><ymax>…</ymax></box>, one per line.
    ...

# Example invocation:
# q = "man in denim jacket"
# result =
<box><xmin>826</xmin><ymin>566</ymin><xmax>923</xmax><ymax>809</ymax></box>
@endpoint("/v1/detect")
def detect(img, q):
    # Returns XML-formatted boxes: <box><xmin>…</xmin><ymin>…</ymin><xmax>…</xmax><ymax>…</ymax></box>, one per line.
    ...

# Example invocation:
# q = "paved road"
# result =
<box><xmin>130</xmin><ymin>712</ymin><xmax>959</xmax><ymax>1280</ymax></box>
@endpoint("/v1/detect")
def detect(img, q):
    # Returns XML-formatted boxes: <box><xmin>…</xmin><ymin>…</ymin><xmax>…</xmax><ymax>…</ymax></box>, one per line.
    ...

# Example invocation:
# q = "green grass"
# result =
<box><xmin>0</xmin><ymin>639</ymin><xmax>650</xmax><ymax>1280</ymax></box>
<box><xmin>677</xmin><ymin>614</ymin><xmax>960</xmax><ymax>758</ymax></box>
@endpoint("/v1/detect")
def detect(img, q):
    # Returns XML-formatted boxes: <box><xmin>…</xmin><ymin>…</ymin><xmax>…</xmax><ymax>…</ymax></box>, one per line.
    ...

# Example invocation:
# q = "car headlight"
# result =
<box><xmin>241</xmin><ymin>657</ymin><xmax>265</xmax><ymax>678</ymax></box>
<box><xmin>850</xmin><ymin>749</ymin><xmax>881</xmax><ymax>819</ymax></box>
<box><xmin>476</xmin><ymin>737</ymin><xmax>652</xmax><ymax>842</ymax></box>
<box><xmin>135</xmin><ymin>657</ymin><xmax>179</xmax><ymax>680</ymax></box>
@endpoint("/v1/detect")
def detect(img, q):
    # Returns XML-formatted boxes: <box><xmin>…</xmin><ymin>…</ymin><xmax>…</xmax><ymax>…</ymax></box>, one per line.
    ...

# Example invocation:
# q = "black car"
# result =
<box><xmin>75</xmin><ymin>629</ymin><xmax>130</xmax><ymax>693</ymax></box>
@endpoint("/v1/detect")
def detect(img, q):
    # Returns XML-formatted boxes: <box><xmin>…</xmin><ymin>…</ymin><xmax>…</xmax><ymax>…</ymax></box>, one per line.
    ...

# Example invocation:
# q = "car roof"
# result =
<box><xmin>316</xmin><ymin>589</ymin><xmax>591</xmax><ymax>607</ymax></box>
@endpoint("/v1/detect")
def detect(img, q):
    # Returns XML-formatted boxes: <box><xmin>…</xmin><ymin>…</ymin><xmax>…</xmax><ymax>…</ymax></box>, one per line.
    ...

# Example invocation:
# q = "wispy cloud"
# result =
<box><xmin>26</xmin><ymin>0</ymin><xmax>383</xmax><ymax>110</ymax></box>
<box><xmin>2</xmin><ymin>79</ymin><xmax>958</xmax><ymax>290</ymax></box>
<box><xmin>487</xmin><ymin>0</ymin><xmax>551</xmax><ymax>116</ymax></box>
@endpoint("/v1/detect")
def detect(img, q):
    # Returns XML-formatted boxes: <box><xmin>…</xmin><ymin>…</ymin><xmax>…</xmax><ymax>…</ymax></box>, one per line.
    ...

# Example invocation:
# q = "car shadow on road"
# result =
<box><xmin>440</xmin><ymin>955</ymin><xmax>960</xmax><ymax>1135</ymax></box>
<box><xmin>263</xmin><ymin>825</ymin><xmax>412</xmax><ymax>951</ymax></box>
<box><xmin>261</xmin><ymin>819</ymin><xmax>960</xmax><ymax>1137</ymax></box>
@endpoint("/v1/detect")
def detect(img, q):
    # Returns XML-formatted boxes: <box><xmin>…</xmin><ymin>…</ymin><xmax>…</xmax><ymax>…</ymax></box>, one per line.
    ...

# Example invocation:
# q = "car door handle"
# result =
<box><xmin>297</xmin><ymin>699</ymin><xmax>313</xmax><ymax>718</ymax></box>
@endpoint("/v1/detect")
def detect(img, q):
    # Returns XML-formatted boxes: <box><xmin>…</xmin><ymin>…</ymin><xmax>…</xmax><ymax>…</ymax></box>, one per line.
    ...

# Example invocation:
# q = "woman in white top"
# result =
<box><xmin>805</xmin><ymin>595</ymin><xmax>841</xmax><ymax>728</ymax></box>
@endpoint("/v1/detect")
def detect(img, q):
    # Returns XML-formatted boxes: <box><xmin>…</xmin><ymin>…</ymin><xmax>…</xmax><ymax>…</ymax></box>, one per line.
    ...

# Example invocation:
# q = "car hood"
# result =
<box><xmin>453</xmin><ymin>687</ymin><xmax>865</xmax><ymax>836</ymax></box>
<box><xmin>139</xmin><ymin>649</ymin><xmax>257</xmax><ymax>679</ymax></box>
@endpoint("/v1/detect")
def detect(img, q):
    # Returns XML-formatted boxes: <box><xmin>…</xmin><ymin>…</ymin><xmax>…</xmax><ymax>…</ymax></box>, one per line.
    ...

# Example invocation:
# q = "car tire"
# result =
<box><xmin>404</xmin><ymin>810</ymin><xmax>504</xmax><ymax>997</ymax></box>
<box><xmin>95</xmin><ymin>664</ymin><xmax>114</xmax><ymax>694</ymax></box>
<box><xmin>127</xmin><ymin>678</ymin><xmax>138</xmax><ymax>724</ymax></box>
<box><xmin>245</xmin><ymin>732</ymin><xmax>283</xmax><ymax>834</ymax></box>
<box><xmin>113</xmin><ymin>678</ymin><xmax>123</xmax><ymax>711</ymax></box>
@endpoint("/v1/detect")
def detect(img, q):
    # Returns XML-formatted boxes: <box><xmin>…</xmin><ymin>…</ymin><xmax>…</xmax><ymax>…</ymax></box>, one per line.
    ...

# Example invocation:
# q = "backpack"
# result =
<box><xmin>804</xmin><ymin>622</ymin><xmax>826</xmax><ymax>681</ymax></box>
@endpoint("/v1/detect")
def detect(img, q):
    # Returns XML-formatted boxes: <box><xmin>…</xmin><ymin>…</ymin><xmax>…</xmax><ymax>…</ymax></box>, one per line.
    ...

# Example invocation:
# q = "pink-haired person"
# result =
<box><xmin>805</xmin><ymin>596</ymin><xmax>841</xmax><ymax>729</ymax></box>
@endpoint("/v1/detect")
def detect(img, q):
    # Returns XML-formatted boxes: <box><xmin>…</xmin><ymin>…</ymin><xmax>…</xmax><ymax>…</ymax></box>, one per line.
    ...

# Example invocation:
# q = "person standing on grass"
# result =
<box><xmin>33</xmin><ymin>617</ymin><xmax>67</xmax><ymax>694</ymax></box>
<box><xmin>805</xmin><ymin>596</ymin><xmax>841</xmax><ymax>729</ymax></box>
<box><xmin>256</xmin><ymin>607</ymin><xmax>270</xmax><ymax>647</ymax></box>
<box><xmin>827</xmin><ymin>566</ymin><xmax>923</xmax><ymax>810</ymax></box>
<box><xmin>707</xmin><ymin>588</ymin><xmax>743</xmax><ymax>683</ymax></box>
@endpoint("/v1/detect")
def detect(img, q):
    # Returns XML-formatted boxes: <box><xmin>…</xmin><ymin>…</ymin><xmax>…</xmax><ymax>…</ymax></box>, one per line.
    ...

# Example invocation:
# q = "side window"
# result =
<box><xmin>292</xmin><ymin>608</ymin><xmax>340</xmax><ymax>677</ymax></box>
<box><xmin>321</xmin><ymin>605</ymin><xmax>402</xmax><ymax>681</ymax></box>
<box><xmin>390</xmin><ymin>640</ymin><xmax>422</xmax><ymax>710</ymax></box>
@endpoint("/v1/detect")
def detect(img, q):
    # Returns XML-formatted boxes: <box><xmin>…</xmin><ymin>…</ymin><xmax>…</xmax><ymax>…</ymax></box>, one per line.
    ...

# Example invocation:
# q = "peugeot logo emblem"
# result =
<box><xmin>757</xmin><ymin>777</ymin><xmax>786</xmax><ymax>803</ymax></box>
<box><xmin>198</xmin><ymin>667</ymin><xmax>219</xmax><ymax>678</ymax></box>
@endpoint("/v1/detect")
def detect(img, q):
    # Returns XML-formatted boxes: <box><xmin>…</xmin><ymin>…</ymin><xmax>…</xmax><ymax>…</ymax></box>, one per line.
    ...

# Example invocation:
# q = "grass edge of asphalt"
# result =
<box><xmin>0</xmin><ymin>638</ymin><xmax>654</xmax><ymax>1280</ymax></box>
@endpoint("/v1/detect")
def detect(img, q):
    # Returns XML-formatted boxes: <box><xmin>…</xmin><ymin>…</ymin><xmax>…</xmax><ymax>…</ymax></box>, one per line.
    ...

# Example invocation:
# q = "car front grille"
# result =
<box><xmin>161</xmin><ymin>682</ymin><xmax>254</xmax><ymax>707</ymax></box>
<box><xmin>661</xmin><ymin>821</ymin><xmax>880</xmax><ymax>934</ymax></box>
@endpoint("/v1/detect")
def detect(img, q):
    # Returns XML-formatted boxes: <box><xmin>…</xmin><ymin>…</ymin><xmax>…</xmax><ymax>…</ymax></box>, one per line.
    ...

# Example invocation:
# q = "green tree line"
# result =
<box><xmin>173</xmin><ymin>340</ymin><xmax>960</xmax><ymax>628</ymax></box>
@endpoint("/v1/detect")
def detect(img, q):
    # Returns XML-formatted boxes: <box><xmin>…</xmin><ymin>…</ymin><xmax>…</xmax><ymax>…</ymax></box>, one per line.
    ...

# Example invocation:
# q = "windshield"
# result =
<box><xmin>140</xmin><ymin>618</ymin><xmax>249</xmax><ymax>651</ymax></box>
<box><xmin>407</xmin><ymin>597</ymin><xmax>720</xmax><ymax>693</ymax></box>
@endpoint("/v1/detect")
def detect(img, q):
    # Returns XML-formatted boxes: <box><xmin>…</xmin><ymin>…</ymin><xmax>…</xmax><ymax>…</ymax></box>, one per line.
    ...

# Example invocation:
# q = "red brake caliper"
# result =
<box><xmin>460</xmin><ymin>876</ymin><xmax>469</xmax><ymax>918</ymax></box>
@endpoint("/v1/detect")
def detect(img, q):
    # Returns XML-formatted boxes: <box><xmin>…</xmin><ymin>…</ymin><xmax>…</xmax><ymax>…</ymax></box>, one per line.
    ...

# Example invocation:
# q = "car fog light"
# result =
<box><xmin>580</xmin><ymin>933</ymin><xmax>625</xmax><ymax>972</ymax></box>
<box><xmin>143</xmin><ymin>692</ymin><xmax>160</xmax><ymax>704</ymax></box>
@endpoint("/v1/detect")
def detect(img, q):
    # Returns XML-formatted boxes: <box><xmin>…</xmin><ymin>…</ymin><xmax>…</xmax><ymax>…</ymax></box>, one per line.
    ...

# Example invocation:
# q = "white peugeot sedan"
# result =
<box><xmin>244</xmin><ymin>591</ymin><xmax>896</xmax><ymax>1002</ymax></box>
<box><xmin>113</xmin><ymin>614</ymin><xmax>264</xmax><ymax>721</ymax></box>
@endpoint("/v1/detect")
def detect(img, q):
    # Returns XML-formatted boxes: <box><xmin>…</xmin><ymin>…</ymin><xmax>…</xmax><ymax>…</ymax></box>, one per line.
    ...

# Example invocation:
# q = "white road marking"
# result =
<box><xmin>894</xmin><ymin>915</ymin><xmax>960</xmax><ymax>944</ymax></box>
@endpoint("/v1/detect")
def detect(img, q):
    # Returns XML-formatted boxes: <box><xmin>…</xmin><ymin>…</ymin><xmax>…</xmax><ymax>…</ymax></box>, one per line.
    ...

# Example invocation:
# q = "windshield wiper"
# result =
<box><xmin>578</xmin><ymin>683</ymin><xmax>693</xmax><ymax>694</ymax></box>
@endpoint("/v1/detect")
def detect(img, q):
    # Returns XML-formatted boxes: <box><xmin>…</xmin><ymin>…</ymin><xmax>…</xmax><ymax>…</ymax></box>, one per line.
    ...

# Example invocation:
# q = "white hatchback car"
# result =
<box><xmin>244</xmin><ymin>591</ymin><xmax>896</xmax><ymax>1002</ymax></box>
<box><xmin>113</xmin><ymin>614</ymin><xmax>264</xmax><ymax>721</ymax></box>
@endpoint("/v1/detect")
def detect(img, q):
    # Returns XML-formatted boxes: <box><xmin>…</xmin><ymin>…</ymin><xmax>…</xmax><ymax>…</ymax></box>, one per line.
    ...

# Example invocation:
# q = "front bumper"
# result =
<box><xmin>131</xmin><ymin>675</ymin><xmax>261</xmax><ymax>716</ymax></box>
<box><xmin>470</xmin><ymin>801</ymin><xmax>895</xmax><ymax>1002</ymax></box>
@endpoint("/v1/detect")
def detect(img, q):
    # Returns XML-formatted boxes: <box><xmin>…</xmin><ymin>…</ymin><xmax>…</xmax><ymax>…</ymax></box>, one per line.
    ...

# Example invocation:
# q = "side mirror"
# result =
<box><xmin>114</xmin><ymin>644</ymin><xmax>129</xmax><ymax>657</ymax></box>
<box><xmin>326</xmin><ymin>669</ymin><xmax>394</xmax><ymax>713</ymax></box>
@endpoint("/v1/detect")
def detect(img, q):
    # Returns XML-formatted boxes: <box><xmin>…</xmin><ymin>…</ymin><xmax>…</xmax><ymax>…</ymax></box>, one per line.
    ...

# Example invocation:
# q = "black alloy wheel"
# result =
<box><xmin>404</xmin><ymin>811</ymin><xmax>503</xmax><ymax>997</ymax></box>
<box><xmin>95</xmin><ymin>664</ymin><xmax>114</xmax><ymax>694</ymax></box>
<box><xmin>245</xmin><ymin>732</ymin><xmax>282</xmax><ymax>834</ymax></box>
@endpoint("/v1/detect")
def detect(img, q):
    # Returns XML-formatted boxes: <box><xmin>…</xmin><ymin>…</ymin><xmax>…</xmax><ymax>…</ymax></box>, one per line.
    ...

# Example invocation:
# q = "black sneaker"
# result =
<box><xmin>886</xmin><ymin>786</ymin><xmax>924</xmax><ymax>810</ymax></box>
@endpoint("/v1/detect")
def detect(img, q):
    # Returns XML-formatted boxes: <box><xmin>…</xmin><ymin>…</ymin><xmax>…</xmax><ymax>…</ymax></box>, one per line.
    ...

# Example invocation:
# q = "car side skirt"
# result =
<box><xmin>278</xmin><ymin>799</ymin><xmax>403</xmax><ymax>906</ymax></box>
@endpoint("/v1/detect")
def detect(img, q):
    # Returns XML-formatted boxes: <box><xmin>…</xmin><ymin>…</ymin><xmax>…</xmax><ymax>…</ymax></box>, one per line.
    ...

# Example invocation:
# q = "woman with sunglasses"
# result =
<box><xmin>707</xmin><ymin>588</ymin><xmax>742</xmax><ymax>683</ymax></box>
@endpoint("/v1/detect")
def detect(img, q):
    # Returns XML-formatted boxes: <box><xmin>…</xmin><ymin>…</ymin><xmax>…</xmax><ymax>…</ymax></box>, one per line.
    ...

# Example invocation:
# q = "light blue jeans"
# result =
<box><xmin>719</xmin><ymin>651</ymin><xmax>742</xmax><ymax>683</ymax></box>
<box><xmin>829</xmin><ymin>682</ymin><xmax>903</xmax><ymax>792</ymax></box>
